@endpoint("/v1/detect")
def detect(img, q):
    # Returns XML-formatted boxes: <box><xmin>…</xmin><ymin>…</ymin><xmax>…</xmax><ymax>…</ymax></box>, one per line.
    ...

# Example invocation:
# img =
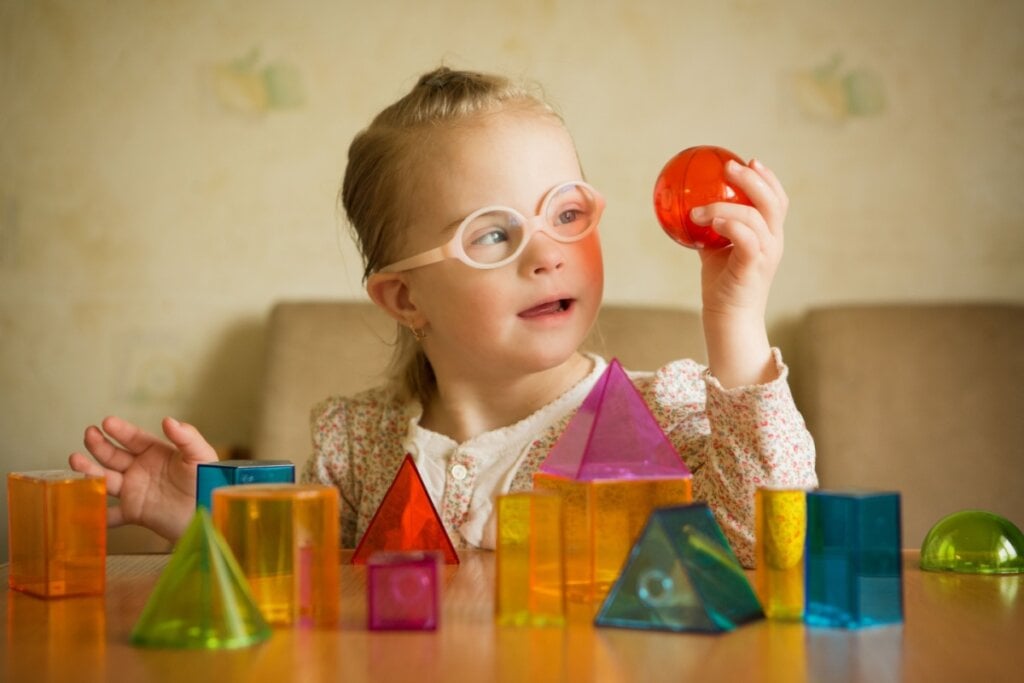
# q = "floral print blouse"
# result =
<box><xmin>304</xmin><ymin>350</ymin><xmax>817</xmax><ymax>567</ymax></box>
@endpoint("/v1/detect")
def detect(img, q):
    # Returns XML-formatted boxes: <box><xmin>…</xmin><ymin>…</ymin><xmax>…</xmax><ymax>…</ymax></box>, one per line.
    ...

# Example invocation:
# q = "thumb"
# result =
<box><xmin>162</xmin><ymin>417</ymin><xmax>219</xmax><ymax>465</ymax></box>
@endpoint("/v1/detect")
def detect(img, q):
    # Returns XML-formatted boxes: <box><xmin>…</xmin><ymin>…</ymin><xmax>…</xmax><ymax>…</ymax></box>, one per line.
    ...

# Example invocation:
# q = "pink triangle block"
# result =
<box><xmin>539</xmin><ymin>358</ymin><xmax>691</xmax><ymax>481</ymax></box>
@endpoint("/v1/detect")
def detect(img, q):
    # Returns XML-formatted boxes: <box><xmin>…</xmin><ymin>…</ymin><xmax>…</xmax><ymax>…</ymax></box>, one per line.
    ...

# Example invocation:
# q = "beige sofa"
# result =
<box><xmin>111</xmin><ymin>300</ymin><xmax>1024</xmax><ymax>552</ymax></box>
<box><xmin>791</xmin><ymin>302</ymin><xmax>1024</xmax><ymax>545</ymax></box>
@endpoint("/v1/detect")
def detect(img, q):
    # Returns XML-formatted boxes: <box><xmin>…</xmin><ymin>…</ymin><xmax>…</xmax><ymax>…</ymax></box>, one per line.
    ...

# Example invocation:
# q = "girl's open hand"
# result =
<box><xmin>68</xmin><ymin>416</ymin><xmax>219</xmax><ymax>540</ymax></box>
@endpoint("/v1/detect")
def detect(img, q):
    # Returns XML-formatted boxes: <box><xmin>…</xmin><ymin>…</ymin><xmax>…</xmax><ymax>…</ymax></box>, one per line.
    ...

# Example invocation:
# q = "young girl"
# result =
<box><xmin>69</xmin><ymin>67</ymin><xmax>816</xmax><ymax>567</ymax></box>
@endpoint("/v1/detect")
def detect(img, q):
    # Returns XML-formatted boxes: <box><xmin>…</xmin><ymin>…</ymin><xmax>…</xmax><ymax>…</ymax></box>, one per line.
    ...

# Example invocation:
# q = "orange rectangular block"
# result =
<box><xmin>533</xmin><ymin>473</ymin><xmax>691</xmax><ymax>603</ymax></box>
<box><xmin>7</xmin><ymin>471</ymin><xmax>107</xmax><ymax>598</ymax></box>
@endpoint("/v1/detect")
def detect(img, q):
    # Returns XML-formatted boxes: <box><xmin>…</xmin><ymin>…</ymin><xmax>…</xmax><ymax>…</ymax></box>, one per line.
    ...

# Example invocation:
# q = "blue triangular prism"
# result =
<box><xmin>595</xmin><ymin>503</ymin><xmax>763</xmax><ymax>633</ymax></box>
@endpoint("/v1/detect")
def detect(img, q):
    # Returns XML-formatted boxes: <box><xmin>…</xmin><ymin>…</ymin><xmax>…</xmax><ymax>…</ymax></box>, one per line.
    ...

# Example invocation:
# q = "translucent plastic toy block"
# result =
<box><xmin>7</xmin><ymin>471</ymin><xmax>106</xmax><ymax>598</ymax></box>
<box><xmin>755</xmin><ymin>488</ymin><xmax>807</xmax><ymax>620</ymax></box>
<box><xmin>212</xmin><ymin>483</ymin><xmax>340</xmax><ymax>627</ymax></box>
<box><xmin>595</xmin><ymin>503</ymin><xmax>763</xmax><ymax>632</ymax></box>
<box><xmin>533</xmin><ymin>359</ymin><xmax>692</xmax><ymax>602</ymax></box>
<box><xmin>196</xmin><ymin>459</ymin><xmax>295</xmax><ymax>510</ymax></box>
<box><xmin>532</xmin><ymin>474</ymin><xmax>691</xmax><ymax>603</ymax></box>
<box><xmin>805</xmin><ymin>491</ymin><xmax>903</xmax><ymax>628</ymax></box>
<box><xmin>131</xmin><ymin>509</ymin><xmax>271</xmax><ymax>648</ymax></box>
<box><xmin>367</xmin><ymin>551</ymin><xmax>441</xmax><ymax>630</ymax></box>
<box><xmin>352</xmin><ymin>455</ymin><xmax>459</xmax><ymax>565</ymax></box>
<box><xmin>496</xmin><ymin>492</ymin><xmax>566</xmax><ymax>627</ymax></box>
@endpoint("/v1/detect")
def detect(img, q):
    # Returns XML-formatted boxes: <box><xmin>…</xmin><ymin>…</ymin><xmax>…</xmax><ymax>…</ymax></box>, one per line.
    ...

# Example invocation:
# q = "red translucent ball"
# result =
<box><xmin>653</xmin><ymin>145</ymin><xmax>752</xmax><ymax>250</ymax></box>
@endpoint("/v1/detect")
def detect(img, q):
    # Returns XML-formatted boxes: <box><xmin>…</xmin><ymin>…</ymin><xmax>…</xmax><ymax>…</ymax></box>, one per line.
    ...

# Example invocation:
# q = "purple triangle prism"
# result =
<box><xmin>539</xmin><ymin>359</ymin><xmax>692</xmax><ymax>481</ymax></box>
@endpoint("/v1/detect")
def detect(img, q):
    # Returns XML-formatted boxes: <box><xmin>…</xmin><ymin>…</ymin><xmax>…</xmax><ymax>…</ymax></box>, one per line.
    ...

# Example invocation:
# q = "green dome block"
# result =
<box><xmin>131</xmin><ymin>509</ymin><xmax>272</xmax><ymax>648</ymax></box>
<box><xmin>920</xmin><ymin>510</ymin><xmax>1024</xmax><ymax>575</ymax></box>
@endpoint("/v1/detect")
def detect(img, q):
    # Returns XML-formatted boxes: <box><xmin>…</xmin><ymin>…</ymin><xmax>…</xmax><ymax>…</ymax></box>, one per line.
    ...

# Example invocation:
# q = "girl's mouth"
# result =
<box><xmin>519</xmin><ymin>298</ymin><xmax>572</xmax><ymax>318</ymax></box>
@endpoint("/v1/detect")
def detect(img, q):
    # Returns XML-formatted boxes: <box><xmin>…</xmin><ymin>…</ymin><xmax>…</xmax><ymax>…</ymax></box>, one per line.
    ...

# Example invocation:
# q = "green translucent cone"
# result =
<box><xmin>131</xmin><ymin>509</ymin><xmax>272</xmax><ymax>649</ymax></box>
<box><xmin>595</xmin><ymin>503</ymin><xmax>763</xmax><ymax>633</ymax></box>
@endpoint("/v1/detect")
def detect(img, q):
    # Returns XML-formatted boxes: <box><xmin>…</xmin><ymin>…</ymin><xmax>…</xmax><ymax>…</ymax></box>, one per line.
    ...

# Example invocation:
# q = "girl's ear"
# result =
<box><xmin>366</xmin><ymin>272</ymin><xmax>428</xmax><ymax>329</ymax></box>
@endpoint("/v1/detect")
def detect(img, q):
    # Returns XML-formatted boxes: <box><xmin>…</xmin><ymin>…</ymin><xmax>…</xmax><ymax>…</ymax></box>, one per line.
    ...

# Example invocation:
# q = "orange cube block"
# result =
<box><xmin>533</xmin><ymin>474</ymin><xmax>691</xmax><ymax>602</ymax></box>
<box><xmin>7</xmin><ymin>471</ymin><xmax>107</xmax><ymax>598</ymax></box>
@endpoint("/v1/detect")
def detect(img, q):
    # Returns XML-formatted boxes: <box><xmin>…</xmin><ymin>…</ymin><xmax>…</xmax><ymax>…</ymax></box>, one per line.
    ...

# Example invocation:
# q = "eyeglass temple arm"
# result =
<box><xmin>377</xmin><ymin>246</ymin><xmax>448</xmax><ymax>274</ymax></box>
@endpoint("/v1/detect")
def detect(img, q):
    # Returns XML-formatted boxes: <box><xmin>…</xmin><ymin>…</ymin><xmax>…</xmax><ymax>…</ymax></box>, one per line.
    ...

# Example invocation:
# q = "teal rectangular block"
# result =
<box><xmin>196</xmin><ymin>460</ymin><xmax>294</xmax><ymax>510</ymax></box>
<box><xmin>805</xmin><ymin>491</ymin><xmax>903</xmax><ymax>628</ymax></box>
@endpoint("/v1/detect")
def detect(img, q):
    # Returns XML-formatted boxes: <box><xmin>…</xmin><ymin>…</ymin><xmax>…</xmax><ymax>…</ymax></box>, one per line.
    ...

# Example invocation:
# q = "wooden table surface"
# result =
<box><xmin>3</xmin><ymin>550</ymin><xmax>1022</xmax><ymax>683</ymax></box>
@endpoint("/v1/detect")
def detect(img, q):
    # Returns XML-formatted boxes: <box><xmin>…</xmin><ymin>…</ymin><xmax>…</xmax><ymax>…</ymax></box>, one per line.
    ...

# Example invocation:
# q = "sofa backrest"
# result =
<box><xmin>250</xmin><ymin>299</ymin><xmax>1024</xmax><ymax>551</ymax></box>
<box><xmin>792</xmin><ymin>303</ymin><xmax>1024</xmax><ymax>546</ymax></box>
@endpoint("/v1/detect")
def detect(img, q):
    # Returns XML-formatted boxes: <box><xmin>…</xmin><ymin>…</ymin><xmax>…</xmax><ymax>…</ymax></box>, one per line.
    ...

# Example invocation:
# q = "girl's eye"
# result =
<box><xmin>557</xmin><ymin>209</ymin><xmax>581</xmax><ymax>225</ymax></box>
<box><xmin>470</xmin><ymin>228</ymin><xmax>510</xmax><ymax>246</ymax></box>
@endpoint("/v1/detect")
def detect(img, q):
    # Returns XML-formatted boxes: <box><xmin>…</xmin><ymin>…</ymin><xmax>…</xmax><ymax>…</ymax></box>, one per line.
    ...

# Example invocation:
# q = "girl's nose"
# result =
<box><xmin>519</xmin><ymin>230</ymin><xmax>565</xmax><ymax>275</ymax></box>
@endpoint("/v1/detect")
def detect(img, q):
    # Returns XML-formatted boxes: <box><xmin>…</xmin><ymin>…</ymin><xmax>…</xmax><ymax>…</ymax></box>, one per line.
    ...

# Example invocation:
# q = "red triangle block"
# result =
<box><xmin>351</xmin><ymin>455</ymin><xmax>460</xmax><ymax>565</ymax></box>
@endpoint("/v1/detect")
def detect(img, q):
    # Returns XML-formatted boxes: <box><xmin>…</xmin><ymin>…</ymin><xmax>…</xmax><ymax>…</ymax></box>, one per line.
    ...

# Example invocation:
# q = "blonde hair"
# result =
<box><xmin>340</xmin><ymin>67</ymin><xmax>563</xmax><ymax>404</ymax></box>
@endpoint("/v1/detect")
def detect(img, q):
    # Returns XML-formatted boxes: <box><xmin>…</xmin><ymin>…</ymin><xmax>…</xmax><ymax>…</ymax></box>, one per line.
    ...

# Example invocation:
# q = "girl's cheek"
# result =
<box><xmin>580</xmin><ymin>235</ymin><xmax>604</xmax><ymax>272</ymax></box>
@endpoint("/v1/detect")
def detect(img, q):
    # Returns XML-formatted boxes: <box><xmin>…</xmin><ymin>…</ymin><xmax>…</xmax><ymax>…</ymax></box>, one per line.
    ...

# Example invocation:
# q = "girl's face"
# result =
<box><xmin>400</xmin><ymin>110</ymin><xmax>604</xmax><ymax>385</ymax></box>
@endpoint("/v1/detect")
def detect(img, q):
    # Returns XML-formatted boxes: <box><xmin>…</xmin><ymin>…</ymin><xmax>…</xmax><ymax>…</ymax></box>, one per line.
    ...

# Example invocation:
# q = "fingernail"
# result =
<box><xmin>751</xmin><ymin>158</ymin><xmax>764</xmax><ymax>170</ymax></box>
<box><xmin>726</xmin><ymin>160</ymin><xmax>740</xmax><ymax>172</ymax></box>
<box><xmin>167</xmin><ymin>417</ymin><xmax>180</xmax><ymax>428</ymax></box>
<box><xmin>691</xmin><ymin>206</ymin><xmax>708</xmax><ymax>221</ymax></box>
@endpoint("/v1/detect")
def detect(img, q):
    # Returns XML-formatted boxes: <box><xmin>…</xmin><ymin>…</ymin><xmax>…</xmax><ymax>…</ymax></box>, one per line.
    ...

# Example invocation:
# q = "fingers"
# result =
<box><xmin>161</xmin><ymin>417</ymin><xmax>219</xmax><ymax>465</ymax></box>
<box><xmin>750</xmin><ymin>158</ymin><xmax>789</xmax><ymax>214</ymax></box>
<box><xmin>691</xmin><ymin>201</ymin><xmax>772</xmax><ymax>257</ymax></box>
<box><xmin>709</xmin><ymin>216</ymin><xmax>762</xmax><ymax>260</ymax></box>
<box><xmin>689</xmin><ymin>157</ymin><xmax>788</xmax><ymax>255</ymax></box>
<box><xmin>68</xmin><ymin>451</ymin><xmax>125</xmax><ymax>497</ymax></box>
<box><xmin>99</xmin><ymin>416</ymin><xmax>162</xmax><ymax>455</ymax></box>
<box><xmin>81</xmin><ymin>423</ymin><xmax>139</xmax><ymax>473</ymax></box>
<box><xmin>732</xmin><ymin>158</ymin><xmax>788</xmax><ymax>236</ymax></box>
<box><xmin>694</xmin><ymin>159</ymin><xmax>787</xmax><ymax>239</ymax></box>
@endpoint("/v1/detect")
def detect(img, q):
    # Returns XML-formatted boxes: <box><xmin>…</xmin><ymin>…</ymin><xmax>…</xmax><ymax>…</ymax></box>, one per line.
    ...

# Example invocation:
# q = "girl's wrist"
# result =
<box><xmin>701</xmin><ymin>308</ymin><xmax>775</xmax><ymax>389</ymax></box>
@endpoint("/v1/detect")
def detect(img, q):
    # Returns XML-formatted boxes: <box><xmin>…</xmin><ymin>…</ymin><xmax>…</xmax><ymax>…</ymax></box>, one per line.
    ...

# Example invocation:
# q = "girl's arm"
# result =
<box><xmin>691</xmin><ymin>158</ymin><xmax>788</xmax><ymax>389</ymax></box>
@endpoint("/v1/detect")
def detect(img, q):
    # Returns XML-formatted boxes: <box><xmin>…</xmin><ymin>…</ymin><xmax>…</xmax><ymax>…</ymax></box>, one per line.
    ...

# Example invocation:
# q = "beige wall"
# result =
<box><xmin>2</xmin><ymin>0</ymin><xmax>1022</xmax><ymax>558</ymax></box>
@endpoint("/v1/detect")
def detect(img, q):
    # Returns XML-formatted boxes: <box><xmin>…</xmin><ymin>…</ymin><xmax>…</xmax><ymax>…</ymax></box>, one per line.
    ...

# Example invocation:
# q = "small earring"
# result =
<box><xmin>410</xmin><ymin>325</ymin><xmax>427</xmax><ymax>342</ymax></box>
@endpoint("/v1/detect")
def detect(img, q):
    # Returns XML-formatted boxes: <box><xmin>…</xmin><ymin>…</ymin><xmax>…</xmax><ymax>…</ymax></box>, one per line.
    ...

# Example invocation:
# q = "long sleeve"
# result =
<box><xmin>304</xmin><ymin>396</ymin><xmax>361</xmax><ymax>547</ymax></box>
<box><xmin>636</xmin><ymin>348</ymin><xmax>817</xmax><ymax>567</ymax></box>
<box><xmin>303</xmin><ymin>387</ymin><xmax>412</xmax><ymax>548</ymax></box>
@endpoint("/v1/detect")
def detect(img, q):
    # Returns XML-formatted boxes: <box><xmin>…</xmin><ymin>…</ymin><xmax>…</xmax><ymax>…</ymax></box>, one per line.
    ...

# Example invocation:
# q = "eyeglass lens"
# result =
<box><xmin>460</xmin><ymin>183</ymin><xmax>598</xmax><ymax>266</ymax></box>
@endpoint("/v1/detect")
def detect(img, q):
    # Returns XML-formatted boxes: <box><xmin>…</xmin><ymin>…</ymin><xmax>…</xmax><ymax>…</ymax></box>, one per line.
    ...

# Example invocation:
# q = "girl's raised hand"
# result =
<box><xmin>68</xmin><ymin>416</ymin><xmax>219</xmax><ymax>541</ymax></box>
<box><xmin>689</xmin><ymin>158</ymin><xmax>789</xmax><ymax>389</ymax></box>
<box><xmin>692</xmin><ymin>158</ymin><xmax>788</xmax><ymax>321</ymax></box>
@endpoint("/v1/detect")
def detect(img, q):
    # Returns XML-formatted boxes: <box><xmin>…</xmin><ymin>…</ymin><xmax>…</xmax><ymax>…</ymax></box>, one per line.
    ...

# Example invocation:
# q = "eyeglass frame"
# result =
<box><xmin>377</xmin><ymin>180</ymin><xmax>605</xmax><ymax>273</ymax></box>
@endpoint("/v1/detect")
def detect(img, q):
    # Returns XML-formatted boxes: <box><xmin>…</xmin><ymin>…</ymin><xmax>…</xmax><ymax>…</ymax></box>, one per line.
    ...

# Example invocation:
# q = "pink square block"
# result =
<box><xmin>367</xmin><ymin>551</ymin><xmax>441</xmax><ymax>631</ymax></box>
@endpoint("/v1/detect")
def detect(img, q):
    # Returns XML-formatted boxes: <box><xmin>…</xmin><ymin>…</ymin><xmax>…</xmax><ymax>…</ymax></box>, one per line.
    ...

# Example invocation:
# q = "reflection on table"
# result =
<box><xmin>2</xmin><ymin>551</ymin><xmax>1022</xmax><ymax>683</ymax></box>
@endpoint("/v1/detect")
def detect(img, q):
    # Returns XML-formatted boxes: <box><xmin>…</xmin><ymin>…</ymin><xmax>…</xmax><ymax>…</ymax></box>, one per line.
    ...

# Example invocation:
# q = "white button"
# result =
<box><xmin>451</xmin><ymin>464</ymin><xmax>468</xmax><ymax>481</ymax></box>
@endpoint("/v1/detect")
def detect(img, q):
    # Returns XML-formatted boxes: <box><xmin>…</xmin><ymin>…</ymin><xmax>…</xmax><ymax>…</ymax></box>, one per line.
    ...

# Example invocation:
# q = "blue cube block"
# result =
<box><xmin>805</xmin><ymin>491</ymin><xmax>903</xmax><ymax>628</ymax></box>
<box><xmin>196</xmin><ymin>460</ymin><xmax>295</xmax><ymax>510</ymax></box>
